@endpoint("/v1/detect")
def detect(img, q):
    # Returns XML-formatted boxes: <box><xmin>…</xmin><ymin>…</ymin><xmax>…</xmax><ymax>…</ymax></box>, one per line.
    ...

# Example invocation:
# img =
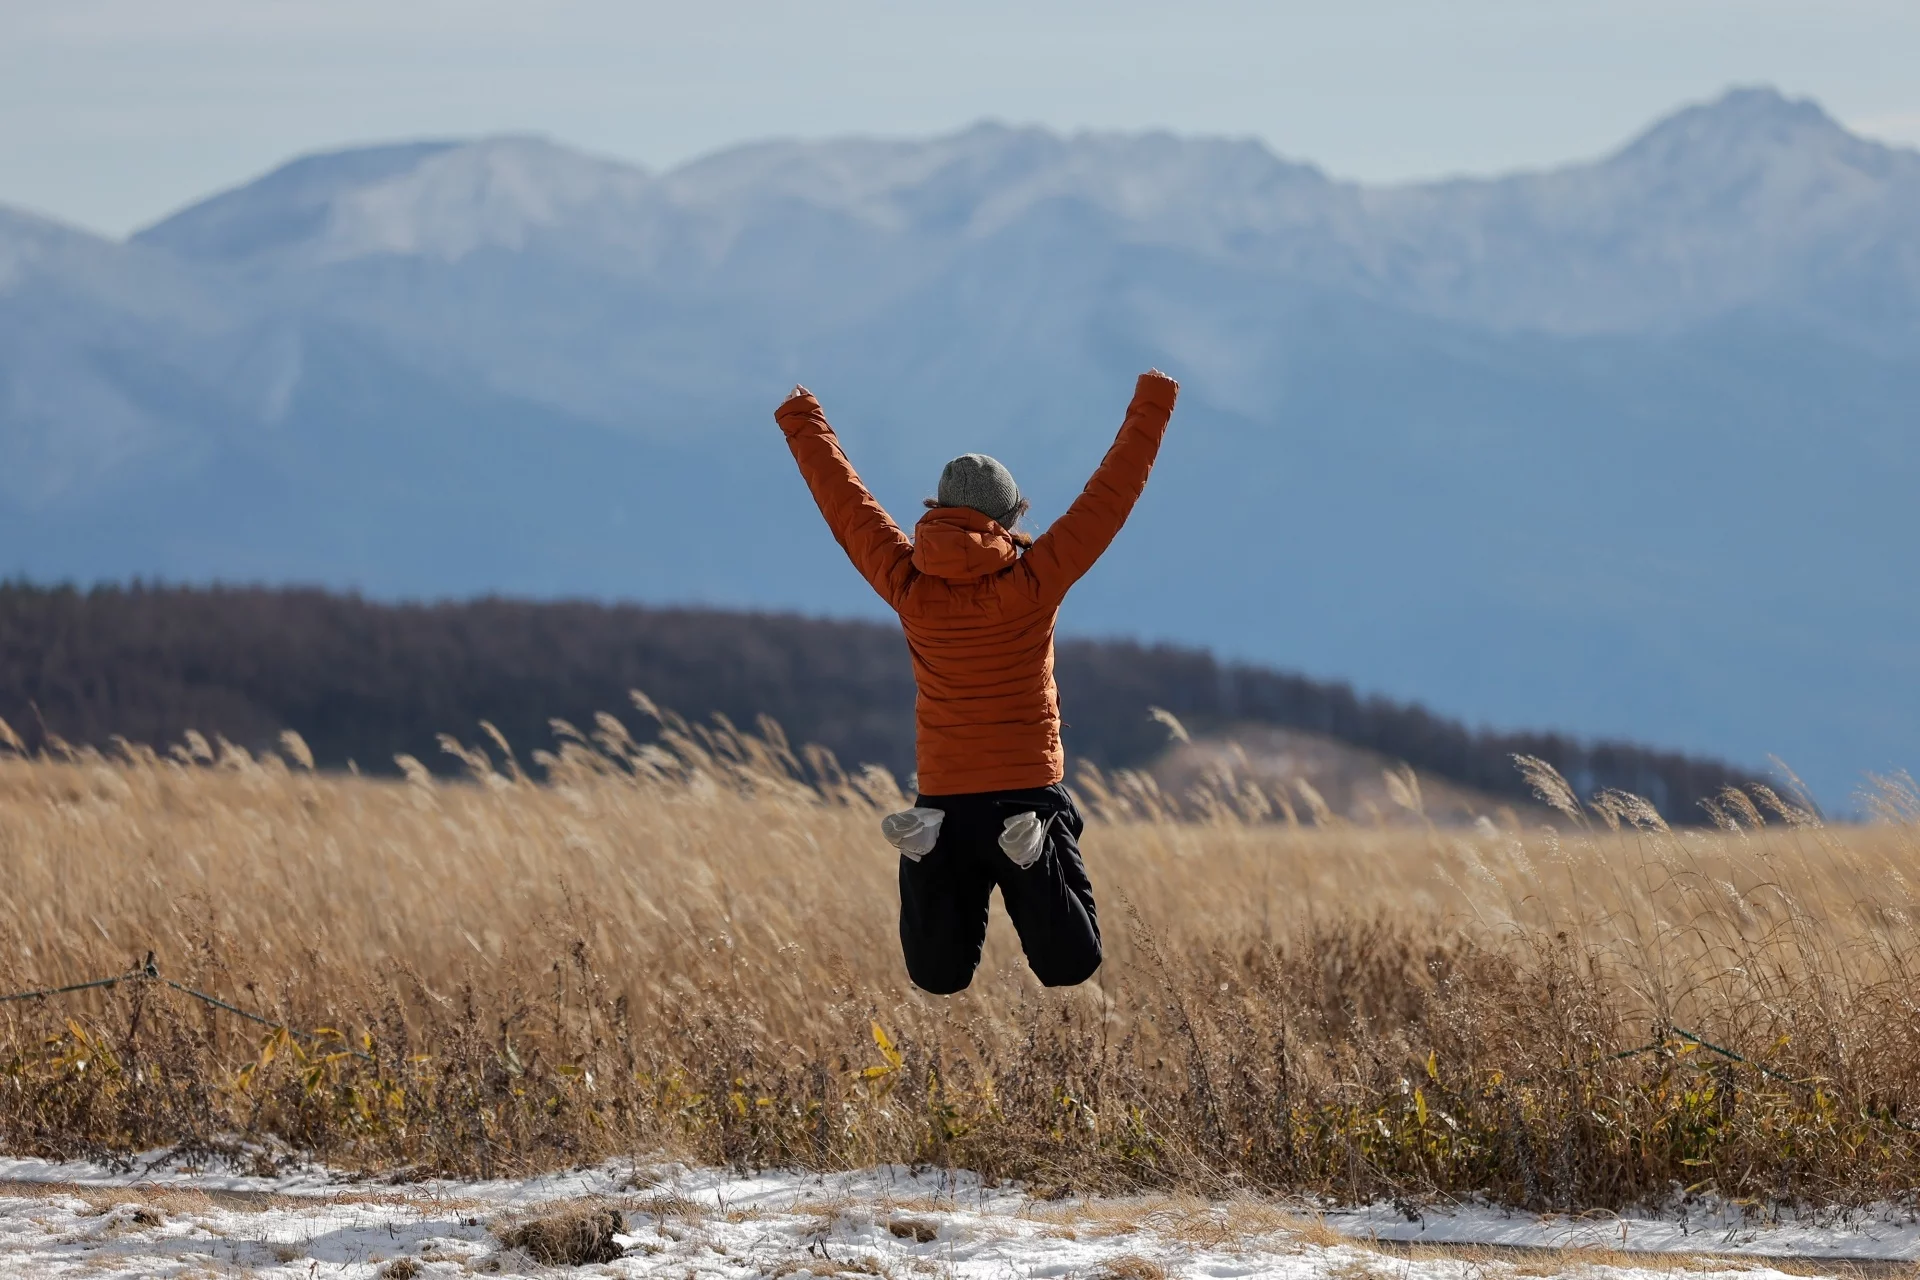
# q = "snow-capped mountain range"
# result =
<box><xmin>2</xmin><ymin>86</ymin><xmax>1914</xmax><ymax>801</ymax></box>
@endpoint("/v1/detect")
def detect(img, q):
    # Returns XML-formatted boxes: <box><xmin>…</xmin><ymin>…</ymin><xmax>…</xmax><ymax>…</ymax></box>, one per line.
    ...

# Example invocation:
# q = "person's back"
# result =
<box><xmin>897</xmin><ymin>505</ymin><xmax>1065</xmax><ymax>793</ymax></box>
<box><xmin>776</xmin><ymin>370</ymin><xmax>1180</xmax><ymax>992</ymax></box>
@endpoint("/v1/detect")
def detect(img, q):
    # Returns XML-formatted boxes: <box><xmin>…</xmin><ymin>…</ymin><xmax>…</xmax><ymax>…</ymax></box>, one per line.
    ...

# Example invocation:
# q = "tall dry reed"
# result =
<box><xmin>1</xmin><ymin>699</ymin><xmax>1917</xmax><ymax>1210</ymax></box>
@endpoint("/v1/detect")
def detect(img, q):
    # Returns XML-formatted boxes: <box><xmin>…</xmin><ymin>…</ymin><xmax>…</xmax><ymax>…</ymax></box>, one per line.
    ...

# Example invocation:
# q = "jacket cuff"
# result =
<box><xmin>775</xmin><ymin>392</ymin><xmax>825</xmax><ymax>437</ymax></box>
<box><xmin>1132</xmin><ymin>372</ymin><xmax>1179</xmax><ymax>414</ymax></box>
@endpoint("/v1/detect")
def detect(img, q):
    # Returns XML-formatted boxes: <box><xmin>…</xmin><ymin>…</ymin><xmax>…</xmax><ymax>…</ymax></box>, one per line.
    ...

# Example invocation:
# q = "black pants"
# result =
<box><xmin>898</xmin><ymin>783</ymin><xmax>1102</xmax><ymax>994</ymax></box>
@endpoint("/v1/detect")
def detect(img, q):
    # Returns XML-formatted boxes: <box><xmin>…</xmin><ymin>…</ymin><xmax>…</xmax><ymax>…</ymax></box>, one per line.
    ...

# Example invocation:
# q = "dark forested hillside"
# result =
<box><xmin>0</xmin><ymin>582</ymin><xmax>1760</xmax><ymax>818</ymax></box>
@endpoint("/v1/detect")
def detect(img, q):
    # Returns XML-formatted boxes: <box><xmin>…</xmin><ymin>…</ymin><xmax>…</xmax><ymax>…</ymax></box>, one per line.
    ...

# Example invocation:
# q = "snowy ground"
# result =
<box><xmin>1</xmin><ymin>1153</ymin><xmax>1916</xmax><ymax>1278</ymax></box>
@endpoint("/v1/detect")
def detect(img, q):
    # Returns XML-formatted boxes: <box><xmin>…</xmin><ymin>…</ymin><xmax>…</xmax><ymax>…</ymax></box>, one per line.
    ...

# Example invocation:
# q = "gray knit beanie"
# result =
<box><xmin>936</xmin><ymin>453</ymin><xmax>1023</xmax><ymax>527</ymax></box>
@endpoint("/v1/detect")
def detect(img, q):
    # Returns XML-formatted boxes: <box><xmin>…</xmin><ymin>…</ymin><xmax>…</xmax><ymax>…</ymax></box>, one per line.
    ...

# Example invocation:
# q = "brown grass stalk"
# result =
<box><xmin>1</xmin><ymin>709</ymin><xmax>1917</xmax><ymax>1211</ymax></box>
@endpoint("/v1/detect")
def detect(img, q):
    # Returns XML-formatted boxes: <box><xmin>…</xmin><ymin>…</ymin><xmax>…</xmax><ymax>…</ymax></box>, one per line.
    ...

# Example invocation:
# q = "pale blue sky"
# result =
<box><xmin>5</xmin><ymin>0</ymin><xmax>1919</xmax><ymax>237</ymax></box>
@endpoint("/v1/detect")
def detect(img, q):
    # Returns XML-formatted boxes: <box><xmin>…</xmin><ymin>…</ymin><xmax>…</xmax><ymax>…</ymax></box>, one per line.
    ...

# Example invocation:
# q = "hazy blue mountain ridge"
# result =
<box><xmin>2</xmin><ymin>86</ymin><xmax>1915</xmax><ymax>803</ymax></box>
<box><xmin>1354</xmin><ymin>88</ymin><xmax>1920</xmax><ymax>337</ymax></box>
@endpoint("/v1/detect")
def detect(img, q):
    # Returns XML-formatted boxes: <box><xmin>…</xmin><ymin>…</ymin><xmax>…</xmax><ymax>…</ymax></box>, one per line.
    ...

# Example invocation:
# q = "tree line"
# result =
<box><xmin>0</xmin><ymin>581</ymin><xmax>1762</xmax><ymax>818</ymax></box>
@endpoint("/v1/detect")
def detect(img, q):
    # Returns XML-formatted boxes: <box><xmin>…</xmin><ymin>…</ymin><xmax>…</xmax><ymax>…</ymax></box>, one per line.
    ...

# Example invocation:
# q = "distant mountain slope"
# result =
<box><xmin>2</xmin><ymin>87</ymin><xmax>1915</xmax><ymax>801</ymax></box>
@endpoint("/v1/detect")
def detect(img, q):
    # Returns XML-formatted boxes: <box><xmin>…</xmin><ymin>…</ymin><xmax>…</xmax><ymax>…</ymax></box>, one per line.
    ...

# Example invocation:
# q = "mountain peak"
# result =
<box><xmin>1699</xmin><ymin>84</ymin><xmax>1835</xmax><ymax>125</ymax></box>
<box><xmin>134</xmin><ymin>136</ymin><xmax>654</xmax><ymax>266</ymax></box>
<box><xmin>134</xmin><ymin>141</ymin><xmax>463</xmax><ymax>261</ymax></box>
<box><xmin>1613</xmin><ymin>85</ymin><xmax>1854</xmax><ymax>168</ymax></box>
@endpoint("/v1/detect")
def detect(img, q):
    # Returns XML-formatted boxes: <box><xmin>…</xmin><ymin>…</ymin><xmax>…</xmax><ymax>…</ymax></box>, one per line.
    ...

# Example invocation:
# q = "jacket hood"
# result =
<box><xmin>912</xmin><ymin>507</ymin><xmax>1019</xmax><ymax>579</ymax></box>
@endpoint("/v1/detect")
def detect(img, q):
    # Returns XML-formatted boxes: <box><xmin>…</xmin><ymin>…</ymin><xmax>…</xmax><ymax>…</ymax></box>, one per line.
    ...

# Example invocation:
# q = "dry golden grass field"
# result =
<box><xmin>2</xmin><ymin>698</ymin><xmax>1918</xmax><ymax>1212</ymax></box>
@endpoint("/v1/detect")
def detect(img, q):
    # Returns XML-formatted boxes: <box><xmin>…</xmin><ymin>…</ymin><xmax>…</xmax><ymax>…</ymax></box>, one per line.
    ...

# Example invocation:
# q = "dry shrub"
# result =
<box><xmin>886</xmin><ymin>1215</ymin><xmax>938</xmax><ymax>1241</ymax></box>
<box><xmin>629</xmin><ymin>1192</ymin><xmax>703</xmax><ymax>1222</ymax></box>
<box><xmin>0</xmin><ymin>705</ymin><xmax>1918</xmax><ymax>1211</ymax></box>
<box><xmin>1096</xmin><ymin>1255</ymin><xmax>1169</xmax><ymax>1280</ymax></box>
<box><xmin>496</xmin><ymin>1205</ymin><xmax>626</xmax><ymax>1265</ymax></box>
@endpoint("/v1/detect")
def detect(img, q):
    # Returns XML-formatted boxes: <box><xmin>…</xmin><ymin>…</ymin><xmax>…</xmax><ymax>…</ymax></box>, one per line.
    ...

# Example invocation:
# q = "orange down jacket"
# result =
<box><xmin>777</xmin><ymin>372</ymin><xmax>1179</xmax><ymax>795</ymax></box>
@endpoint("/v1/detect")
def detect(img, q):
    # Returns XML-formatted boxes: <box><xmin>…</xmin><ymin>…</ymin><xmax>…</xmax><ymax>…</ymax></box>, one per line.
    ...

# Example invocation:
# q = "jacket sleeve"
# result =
<box><xmin>776</xmin><ymin>391</ymin><xmax>915</xmax><ymax>609</ymax></box>
<box><xmin>1024</xmin><ymin>372</ymin><xmax>1179</xmax><ymax>600</ymax></box>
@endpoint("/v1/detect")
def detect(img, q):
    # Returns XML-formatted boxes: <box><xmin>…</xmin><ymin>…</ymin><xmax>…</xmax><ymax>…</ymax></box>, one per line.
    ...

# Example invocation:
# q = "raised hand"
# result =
<box><xmin>1138</xmin><ymin>368</ymin><xmax>1178</xmax><ymax>395</ymax></box>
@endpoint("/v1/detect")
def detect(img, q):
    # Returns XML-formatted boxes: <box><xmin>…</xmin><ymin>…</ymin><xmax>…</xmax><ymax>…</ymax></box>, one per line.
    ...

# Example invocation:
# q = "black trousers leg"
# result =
<box><xmin>995</xmin><ymin>789</ymin><xmax>1102</xmax><ymax>987</ymax></box>
<box><xmin>898</xmin><ymin>807</ymin><xmax>995</xmax><ymax>995</ymax></box>
<box><xmin>899</xmin><ymin>784</ymin><xmax>1102</xmax><ymax>994</ymax></box>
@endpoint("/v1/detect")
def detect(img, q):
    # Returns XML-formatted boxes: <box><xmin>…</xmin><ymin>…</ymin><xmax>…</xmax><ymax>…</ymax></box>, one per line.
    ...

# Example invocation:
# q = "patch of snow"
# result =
<box><xmin>0</xmin><ymin>1155</ymin><xmax>1912</xmax><ymax>1277</ymax></box>
<box><xmin>1329</xmin><ymin>1199</ymin><xmax>1920</xmax><ymax>1263</ymax></box>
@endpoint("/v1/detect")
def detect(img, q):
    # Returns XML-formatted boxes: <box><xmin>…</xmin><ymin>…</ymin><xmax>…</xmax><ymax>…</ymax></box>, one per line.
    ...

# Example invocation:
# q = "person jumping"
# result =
<box><xmin>775</xmin><ymin>370</ymin><xmax>1180</xmax><ymax>994</ymax></box>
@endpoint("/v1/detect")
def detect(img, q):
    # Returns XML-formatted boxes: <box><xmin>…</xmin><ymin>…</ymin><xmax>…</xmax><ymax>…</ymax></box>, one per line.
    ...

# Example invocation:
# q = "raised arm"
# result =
<box><xmin>1024</xmin><ymin>370</ymin><xmax>1179</xmax><ymax>599</ymax></box>
<box><xmin>776</xmin><ymin>386</ymin><xmax>915</xmax><ymax>609</ymax></box>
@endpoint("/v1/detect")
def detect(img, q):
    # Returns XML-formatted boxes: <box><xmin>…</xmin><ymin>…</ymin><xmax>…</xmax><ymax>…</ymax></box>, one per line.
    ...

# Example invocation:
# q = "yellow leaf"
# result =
<box><xmin>1425</xmin><ymin>1050</ymin><xmax>1439</xmax><ymax>1081</ymax></box>
<box><xmin>1415</xmin><ymin>1088</ymin><xmax>1428</xmax><ymax>1127</ymax></box>
<box><xmin>871</xmin><ymin>1020</ymin><xmax>903</xmax><ymax>1068</ymax></box>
